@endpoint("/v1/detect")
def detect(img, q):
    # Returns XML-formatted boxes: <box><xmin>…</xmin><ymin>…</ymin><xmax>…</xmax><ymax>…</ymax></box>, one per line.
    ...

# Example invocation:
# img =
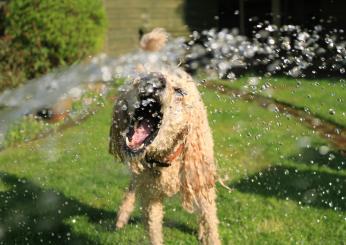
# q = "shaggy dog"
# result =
<box><xmin>109</xmin><ymin>29</ymin><xmax>221</xmax><ymax>245</ymax></box>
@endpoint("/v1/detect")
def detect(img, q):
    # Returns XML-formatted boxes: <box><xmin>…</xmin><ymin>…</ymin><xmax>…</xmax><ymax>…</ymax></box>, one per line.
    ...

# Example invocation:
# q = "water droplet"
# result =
<box><xmin>319</xmin><ymin>145</ymin><xmax>329</xmax><ymax>155</ymax></box>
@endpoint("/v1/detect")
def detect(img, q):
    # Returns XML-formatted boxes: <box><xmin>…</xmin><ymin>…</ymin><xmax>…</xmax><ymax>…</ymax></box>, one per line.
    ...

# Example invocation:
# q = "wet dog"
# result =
<box><xmin>109</xmin><ymin>29</ymin><xmax>220</xmax><ymax>245</ymax></box>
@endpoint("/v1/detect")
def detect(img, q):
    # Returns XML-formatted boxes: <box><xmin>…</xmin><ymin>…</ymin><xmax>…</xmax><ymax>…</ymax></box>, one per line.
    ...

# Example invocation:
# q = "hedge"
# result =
<box><xmin>0</xmin><ymin>0</ymin><xmax>106</xmax><ymax>91</ymax></box>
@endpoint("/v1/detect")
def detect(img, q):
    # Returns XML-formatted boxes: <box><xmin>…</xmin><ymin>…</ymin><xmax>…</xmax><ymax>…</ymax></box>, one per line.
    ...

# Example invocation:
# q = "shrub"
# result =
<box><xmin>0</xmin><ymin>36</ymin><xmax>27</xmax><ymax>90</ymax></box>
<box><xmin>0</xmin><ymin>0</ymin><xmax>106</xmax><ymax>91</ymax></box>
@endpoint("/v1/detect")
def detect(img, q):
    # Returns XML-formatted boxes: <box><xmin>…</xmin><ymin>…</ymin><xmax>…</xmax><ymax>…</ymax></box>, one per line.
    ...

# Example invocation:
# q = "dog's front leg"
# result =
<box><xmin>116</xmin><ymin>178</ymin><xmax>137</xmax><ymax>229</ymax></box>
<box><xmin>141</xmin><ymin>194</ymin><xmax>164</xmax><ymax>245</ymax></box>
<box><xmin>196</xmin><ymin>189</ymin><xmax>221</xmax><ymax>245</ymax></box>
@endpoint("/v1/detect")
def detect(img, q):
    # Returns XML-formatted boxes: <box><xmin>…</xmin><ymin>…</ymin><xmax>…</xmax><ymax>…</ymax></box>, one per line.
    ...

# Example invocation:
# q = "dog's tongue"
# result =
<box><xmin>128</xmin><ymin>121</ymin><xmax>151</xmax><ymax>149</ymax></box>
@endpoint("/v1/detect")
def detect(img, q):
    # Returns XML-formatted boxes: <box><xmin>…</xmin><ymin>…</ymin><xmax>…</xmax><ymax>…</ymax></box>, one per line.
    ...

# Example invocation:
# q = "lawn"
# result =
<box><xmin>0</xmin><ymin>83</ymin><xmax>345</xmax><ymax>244</ymax></box>
<box><xmin>215</xmin><ymin>76</ymin><xmax>346</xmax><ymax>127</ymax></box>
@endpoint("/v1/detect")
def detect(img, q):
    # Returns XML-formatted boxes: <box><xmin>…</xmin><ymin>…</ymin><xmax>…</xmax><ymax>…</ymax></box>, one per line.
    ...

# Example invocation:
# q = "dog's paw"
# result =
<box><xmin>115</xmin><ymin>219</ymin><xmax>126</xmax><ymax>230</ymax></box>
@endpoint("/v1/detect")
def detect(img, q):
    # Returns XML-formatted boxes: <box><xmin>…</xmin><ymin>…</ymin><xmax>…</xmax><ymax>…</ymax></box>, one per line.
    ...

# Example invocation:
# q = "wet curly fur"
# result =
<box><xmin>109</xmin><ymin>29</ymin><xmax>220</xmax><ymax>245</ymax></box>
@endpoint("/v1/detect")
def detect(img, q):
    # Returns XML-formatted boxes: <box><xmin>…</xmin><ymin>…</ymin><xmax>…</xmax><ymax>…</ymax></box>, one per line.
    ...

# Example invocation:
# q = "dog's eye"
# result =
<box><xmin>174</xmin><ymin>87</ymin><xmax>187</xmax><ymax>97</ymax></box>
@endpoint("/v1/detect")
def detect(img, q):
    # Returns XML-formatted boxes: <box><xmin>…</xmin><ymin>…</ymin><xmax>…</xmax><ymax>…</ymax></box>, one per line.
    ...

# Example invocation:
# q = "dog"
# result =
<box><xmin>109</xmin><ymin>29</ymin><xmax>221</xmax><ymax>245</ymax></box>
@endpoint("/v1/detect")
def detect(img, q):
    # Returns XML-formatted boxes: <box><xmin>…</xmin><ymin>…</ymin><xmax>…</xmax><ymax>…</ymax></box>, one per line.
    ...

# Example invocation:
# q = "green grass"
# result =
<box><xmin>0</xmin><ymin>85</ymin><xmax>345</xmax><ymax>244</ymax></box>
<box><xmin>216</xmin><ymin>76</ymin><xmax>346</xmax><ymax>127</ymax></box>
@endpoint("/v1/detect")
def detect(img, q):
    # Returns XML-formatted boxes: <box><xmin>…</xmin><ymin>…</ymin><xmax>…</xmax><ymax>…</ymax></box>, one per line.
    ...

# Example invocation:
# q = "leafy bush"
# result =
<box><xmin>0</xmin><ymin>37</ymin><xmax>27</xmax><ymax>90</ymax></box>
<box><xmin>0</xmin><ymin>0</ymin><xmax>106</xmax><ymax>91</ymax></box>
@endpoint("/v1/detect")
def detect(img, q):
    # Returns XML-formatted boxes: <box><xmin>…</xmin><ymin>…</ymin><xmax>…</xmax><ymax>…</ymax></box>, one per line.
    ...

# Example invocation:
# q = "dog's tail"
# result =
<box><xmin>218</xmin><ymin>177</ymin><xmax>233</xmax><ymax>192</ymax></box>
<box><xmin>139</xmin><ymin>28</ymin><xmax>168</xmax><ymax>52</ymax></box>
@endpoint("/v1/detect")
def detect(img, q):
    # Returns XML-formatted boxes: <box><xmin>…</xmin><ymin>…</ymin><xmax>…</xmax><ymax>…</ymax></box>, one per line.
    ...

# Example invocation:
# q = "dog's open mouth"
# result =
<box><xmin>125</xmin><ymin>97</ymin><xmax>162</xmax><ymax>152</ymax></box>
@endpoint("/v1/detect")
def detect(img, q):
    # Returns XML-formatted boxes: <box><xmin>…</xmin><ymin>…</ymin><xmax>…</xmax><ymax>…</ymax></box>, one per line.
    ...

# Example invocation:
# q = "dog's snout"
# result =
<box><xmin>139</xmin><ymin>73</ymin><xmax>166</xmax><ymax>97</ymax></box>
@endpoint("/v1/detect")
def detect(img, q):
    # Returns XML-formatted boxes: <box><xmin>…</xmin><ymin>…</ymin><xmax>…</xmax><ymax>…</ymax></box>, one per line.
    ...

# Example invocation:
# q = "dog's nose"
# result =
<box><xmin>139</xmin><ymin>73</ymin><xmax>166</xmax><ymax>96</ymax></box>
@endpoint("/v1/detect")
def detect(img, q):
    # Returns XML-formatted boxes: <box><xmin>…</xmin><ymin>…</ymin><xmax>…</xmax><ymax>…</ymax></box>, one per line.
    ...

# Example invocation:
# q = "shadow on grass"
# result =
<box><xmin>0</xmin><ymin>172</ymin><xmax>196</xmax><ymax>244</ymax></box>
<box><xmin>0</xmin><ymin>172</ymin><xmax>117</xmax><ymax>244</ymax></box>
<box><xmin>232</xmin><ymin>165</ymin><xmax>346</xmax><ymax>211</ymax></box>
<box><xmin>290</xmin><ymin>147</ymin><xmax>346</xmax><ymax>170</ymax></box>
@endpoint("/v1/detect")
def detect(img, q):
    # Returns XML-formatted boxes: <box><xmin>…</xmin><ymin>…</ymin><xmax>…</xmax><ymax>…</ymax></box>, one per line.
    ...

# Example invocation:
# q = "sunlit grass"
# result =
<box><xmin>216</xmin><ymin>76</ymin><xmax>346</xmax><ymax>127</ymax></box>
<box><xmin>0</xmin><ymin>85</ymin><xmax>345</xmax><ymax>244</ymax></box>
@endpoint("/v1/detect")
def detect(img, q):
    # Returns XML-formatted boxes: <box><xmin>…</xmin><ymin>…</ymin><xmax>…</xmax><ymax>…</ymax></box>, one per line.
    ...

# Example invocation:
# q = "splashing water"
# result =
<box><xmin>185</xmin><ymin>24</ymin><xmax>346</xmax><ymax>78</ymax></box>
<box><xmin>0</xmin><ymin>23</ymin><xmax>345</xmax><ymax>145</ymax></box>
<box><xmin>0</xmin><ymin>38</ymin><xmax>185</xmax><ymax>144</ymax></box>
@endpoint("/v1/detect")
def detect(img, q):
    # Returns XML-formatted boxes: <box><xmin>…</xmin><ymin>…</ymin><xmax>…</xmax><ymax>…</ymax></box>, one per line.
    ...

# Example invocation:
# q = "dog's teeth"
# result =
<box><xmin>126</xmin><ymin>137</ymin><xmax>130</xmax><ymax>146</ymax></box>
<box><xmin>139</xmin><ymin>143</ymin><xmax>144</xmax><ymax>149</ymax></box>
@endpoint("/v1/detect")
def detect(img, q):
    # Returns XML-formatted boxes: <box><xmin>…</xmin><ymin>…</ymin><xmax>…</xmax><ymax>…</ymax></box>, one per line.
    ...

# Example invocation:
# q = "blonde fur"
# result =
<box><xmin>140</xmin><ymin>28</ymin><xmax>168</xmax><ymax>52</ymax></box>
<box><xmin>109</xmin><ymin>29</ymin><xmax>220</xmax><ymax>245</ymax></box>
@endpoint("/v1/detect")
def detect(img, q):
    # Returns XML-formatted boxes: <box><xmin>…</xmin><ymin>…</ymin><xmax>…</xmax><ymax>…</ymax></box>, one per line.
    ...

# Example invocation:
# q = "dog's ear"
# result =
<box><xmin>109</xmin><ymin>119</ymin><xmax>117</xmax><ymax>156</ymax></box>
<box><xmin>109</xmin><ymin>112</ymin><xmax>121</xmax><ymax>159</ymax></box>
<box><xmin>180</xmin><ymin>104</ymin><xmax>216</xmax><ymax>212</ymax></box>
<box><xmin>109</xmin><ymin>99</ymin><xmax>130</xmax><ymax>161</ymax></box>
